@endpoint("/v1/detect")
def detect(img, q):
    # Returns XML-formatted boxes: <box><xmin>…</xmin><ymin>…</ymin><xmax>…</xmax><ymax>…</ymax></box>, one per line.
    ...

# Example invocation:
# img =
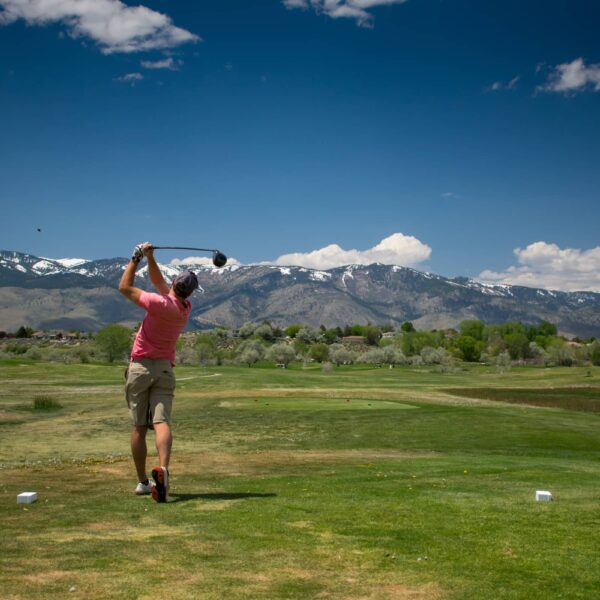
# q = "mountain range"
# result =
<box><xmin>1</xmin><ymin>250</ymin><xmax>599</xmax><ymax>337</ymax></box>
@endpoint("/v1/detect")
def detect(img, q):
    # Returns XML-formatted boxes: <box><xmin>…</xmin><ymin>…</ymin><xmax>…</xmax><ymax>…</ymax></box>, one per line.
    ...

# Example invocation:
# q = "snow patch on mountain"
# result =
<box><xmin>310</xmin><ymin>270</ymin><xmax>332</xmax><ymax>282</ymax></box>
<box><xmin>55</xmin><ymin>258</ymin><xmax>88</xmax><ymax>268</ymax></box>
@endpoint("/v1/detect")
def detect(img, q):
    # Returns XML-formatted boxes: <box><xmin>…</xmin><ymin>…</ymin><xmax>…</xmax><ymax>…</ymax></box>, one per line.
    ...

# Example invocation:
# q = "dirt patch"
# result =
<box><xmin>23</xmin><ymin>523</ymin><xmax>182</xmax><ymax>544</ymax></box>
<box><xmin>172</xmin><ymin>449</ymin><xmax>438</xmax><ymax>477</ymax></box>
<box><xmin>349</xmin><ymin>582</ymin><xmax>444</xmax><ymax>600</ymax></box>
<box><xmin>20</xmin><ymin>570</ymin><xmax>76</xmax><ymax>583</ymax></box>
<box><xmin>382</xmin><ymin>582</ymin><xmax>444</xmax><ymax>600</ymax></box>
<box><xmin>444</xmin><ymin>386</ymin><xmax>600</xmax><ymax>412</ymax></box>
<box><xmin>0</xmin><ymin>412</ymin><xmax>25</xmax><ymax>421</ymax></box>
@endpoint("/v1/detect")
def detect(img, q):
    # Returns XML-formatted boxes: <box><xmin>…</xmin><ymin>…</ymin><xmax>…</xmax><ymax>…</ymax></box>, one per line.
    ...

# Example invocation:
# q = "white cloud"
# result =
<box><xmin>282</xmin><ymin>0</ymin><xmax>408</xmax><ymax>28</ymax></box>
<box><xmin>115</xmin><ymin>72</ymin><xmax>143</xmax><ymax>84</ymax></box>
<box><xmin>169</xmin><ymin>256</ymin><xmax>240</xmax><ymax>267</ymax></box>
<box><xmin>0</xmin><ymin>0</ymin><xmax>199</xmax><ymax>54</ymax></box>
<box><xmin>141</xmin><ymin>57</ymin><xmax>180</xmax><ymax>70</ymax></box>
<box><xmin>486</xmin><ymin>76</ymin><xmax>519</xmax><ymax>92</ymax></box>
<box><xmin>538</xmin><ymin>58</ymin><xmax>600</xmax><ymax>94</ymax></box>
<box><xmin>273</xmin><ymin>233</ymin><xmax>431</xmax><ymax>270</ymax></box>
<box><xmin>441</xmin><ymin>191</ymin><xmax>458</xmax><ymax>199</ymax></box>
<box><xmin>479</xmin><ymin>241</ymin><xmax>600</xmax><ymax>292</ymax></box>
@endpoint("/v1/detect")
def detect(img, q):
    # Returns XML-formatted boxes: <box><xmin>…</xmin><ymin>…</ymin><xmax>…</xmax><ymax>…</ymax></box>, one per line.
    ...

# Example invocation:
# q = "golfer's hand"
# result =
<box><xmin>131</xmin><ymin>244</ymin><xmax>145</xmax><ymax>264</ymax></box>
<box><xmin>141</xmin><ymin>242</ymin><xmax>154</xmax><ymax>258</ymax></box>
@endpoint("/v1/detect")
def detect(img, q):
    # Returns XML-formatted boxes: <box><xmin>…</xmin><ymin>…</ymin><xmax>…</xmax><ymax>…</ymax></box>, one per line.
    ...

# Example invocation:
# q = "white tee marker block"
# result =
<box><xmin>17</xmin><ymin>492</ymin><xmax>38</xmax><ymax>504</ymax></box>
<box><xmin>535</xmin><ymin>490</ymin><xmax>552</xmax><ymax>502</ymax></box>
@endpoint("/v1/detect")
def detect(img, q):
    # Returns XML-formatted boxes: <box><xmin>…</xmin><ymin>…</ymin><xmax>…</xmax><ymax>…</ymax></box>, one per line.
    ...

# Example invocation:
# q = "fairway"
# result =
<box><xmin>1</xmin><ymin>360</ymin><xmax>599</xmax><ymax>599</ymax></box>
<box><xmin>219</xmin><ymin>397</ymin><xmax>418</xmax><ymax>410</ymax></box>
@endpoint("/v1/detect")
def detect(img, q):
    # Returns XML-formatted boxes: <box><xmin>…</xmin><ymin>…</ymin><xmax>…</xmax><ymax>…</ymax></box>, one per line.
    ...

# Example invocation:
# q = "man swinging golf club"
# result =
<box><xmin>119</xmin><ymin>242</ymin><xmax>199</xmax><ymax>502</ymax></box>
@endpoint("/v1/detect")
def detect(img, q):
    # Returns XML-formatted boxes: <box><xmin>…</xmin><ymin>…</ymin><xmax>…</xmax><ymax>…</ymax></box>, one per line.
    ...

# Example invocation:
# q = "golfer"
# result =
<box><xmin>119</xmin><ymin>242</ymin><xmax>198</xmax><ymax>502</ymax></box>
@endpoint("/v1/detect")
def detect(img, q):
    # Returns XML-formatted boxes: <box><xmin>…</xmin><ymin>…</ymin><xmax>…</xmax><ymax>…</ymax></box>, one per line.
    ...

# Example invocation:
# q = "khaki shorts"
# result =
<box><xmin>125</xmin><ymin>359</ymin><xmax>176</xmax><ymax>427</ymax></box>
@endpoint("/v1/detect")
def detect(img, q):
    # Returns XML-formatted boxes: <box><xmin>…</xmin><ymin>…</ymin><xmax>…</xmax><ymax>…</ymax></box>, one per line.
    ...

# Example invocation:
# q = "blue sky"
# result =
<box><xmin>1</xmin><ymin>0</ymin><xmax>599</xmax><ymax>291</ymax></box>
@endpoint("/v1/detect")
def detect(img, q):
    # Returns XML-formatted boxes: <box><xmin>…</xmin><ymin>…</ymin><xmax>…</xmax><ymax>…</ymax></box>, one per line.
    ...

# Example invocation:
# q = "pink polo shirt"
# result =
<box><xmin>130</xmin><ymin>291</ymin><xmax>191</xmax><ymax>365</ymax></box>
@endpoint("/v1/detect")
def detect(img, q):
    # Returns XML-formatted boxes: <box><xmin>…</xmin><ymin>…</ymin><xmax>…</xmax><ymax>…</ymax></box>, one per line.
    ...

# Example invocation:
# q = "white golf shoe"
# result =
<box><xmin>134</xmin><ymin>480</ymin><xmax>156</xmax><ymax>496</ymax></box>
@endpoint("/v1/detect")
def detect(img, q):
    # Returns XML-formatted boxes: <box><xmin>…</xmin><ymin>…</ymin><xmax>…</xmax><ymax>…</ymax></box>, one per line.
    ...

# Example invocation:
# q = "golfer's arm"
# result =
<box><xmin>146</xmin><ymin>253</ymin><xmax>170</xmax><ymax>295</ymax></box>
<box><xmin>119</xmin><ymin>260</ymin><xmax>144</xmax><ymax>303</ymax></box>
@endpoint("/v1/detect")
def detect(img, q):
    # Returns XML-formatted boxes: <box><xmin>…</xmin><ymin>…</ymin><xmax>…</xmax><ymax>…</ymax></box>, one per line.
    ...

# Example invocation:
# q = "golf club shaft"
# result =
<box><xmin>153</xmin><ymin>246</ymin><xmax>217</xmax><ymax>253</ymax></box>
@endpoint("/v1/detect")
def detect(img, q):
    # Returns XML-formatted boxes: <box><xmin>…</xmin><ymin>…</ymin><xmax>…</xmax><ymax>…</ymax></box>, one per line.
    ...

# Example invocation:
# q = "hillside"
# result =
<box><xmin>1</xmin><ymin>250</ymin><xmax>599</xmax><ymax>336</ymax></box>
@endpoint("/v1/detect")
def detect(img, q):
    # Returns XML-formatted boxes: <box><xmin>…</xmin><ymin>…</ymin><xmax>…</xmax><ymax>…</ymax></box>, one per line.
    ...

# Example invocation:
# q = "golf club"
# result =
<box><xmin>153</xmin><ymin>246</ymin><xmax>228</xmax><ymax>268</ymax></box>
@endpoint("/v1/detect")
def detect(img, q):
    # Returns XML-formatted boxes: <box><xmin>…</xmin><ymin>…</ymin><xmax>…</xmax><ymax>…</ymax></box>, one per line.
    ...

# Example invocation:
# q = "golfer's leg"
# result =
<box><xmin>151</xmin><ymin>361</ymin><xmax>175</xmax><ymax>469</ymax></box>
<box><xmin>131</xmin><ymin>425</ymin><xmax>148</xmax><ymax>482</ymax></box>
<box><xmin>154</xmin><ymin>422</ymin><xmax>172</xmax><ymax>468</ymax></box>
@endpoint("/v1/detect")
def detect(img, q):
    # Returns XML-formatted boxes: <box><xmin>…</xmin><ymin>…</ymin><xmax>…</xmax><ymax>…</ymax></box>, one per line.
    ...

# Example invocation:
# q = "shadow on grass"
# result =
<box><xmin>169</xmin><ymin>492</ymin><xmax>277</xmax><ymax>504</ymax></box>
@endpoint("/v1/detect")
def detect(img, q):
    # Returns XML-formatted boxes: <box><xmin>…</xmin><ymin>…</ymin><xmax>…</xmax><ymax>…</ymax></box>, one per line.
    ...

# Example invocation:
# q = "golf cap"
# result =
<box><xmin>172</xmin><ymin>270</ymin><xmax>199</xmax><ymax>298</ymax></box>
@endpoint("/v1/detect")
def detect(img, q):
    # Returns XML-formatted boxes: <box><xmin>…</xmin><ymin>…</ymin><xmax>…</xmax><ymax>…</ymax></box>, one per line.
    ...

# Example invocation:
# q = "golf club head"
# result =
<box><xmin>212</xmin><ymin>250</ymin><xmax>227</xmax><ymax>268</ymax></box>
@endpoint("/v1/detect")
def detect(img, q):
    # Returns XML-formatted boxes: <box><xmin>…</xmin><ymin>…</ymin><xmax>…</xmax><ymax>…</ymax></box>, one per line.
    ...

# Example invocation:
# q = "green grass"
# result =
<box><xmin>444</xmin><ymin>386</ymin><xmax>600</xmax><ymax>412</ymax></box>
<box><xmin>0</xmin><ymin>360</ymin><xmax>599</xmax><ymax>599</ymax></box>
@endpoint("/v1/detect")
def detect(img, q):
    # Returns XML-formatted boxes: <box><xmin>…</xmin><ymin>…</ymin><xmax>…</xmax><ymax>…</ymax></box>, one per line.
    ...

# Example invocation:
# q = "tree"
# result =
<box><xmin>238</xmin><ymin>322</ymin><xmax>257</xmax><ymax>338</ymax></box>
<box><xmin>504</xmin><ymin>332</ymin><xmax>530</xmax><ymax>360</ymax></box>
<box><xmin>293</xmin><ymin>338</ymin><xmax>309</xmax><ymax>356</ymax></box>
<box><xmin>16</xmin><ymin>326</ymin><xmax>33</xmax><ymax>338</ymax></box>
<box><xmin>95</xmin><ymin>324</ymin><xmax>132</xmax><ymax>362</ymax></box>
<box><xmin>537</xmin><ymin>320</ymin><xmax>558</xmax><ymax>338</ymax></box>
<box><xmin>265</xmin><ymin>343</ymin><xmax>296</xmax><ymax>367</ymax></box>
<box><xmin>296</xmin><ymin>327</ymin><xmax>318</xmax><ymax>343</ymax></box>
<box><xmin>401</xmin><ymin>321</ymin><xmax>415</xmax><ymax>333</ymax></box>
<box><xmin>363</xmin><ymin>325</ymin><xmax>382</xmax><ymax>346</ymax></box>
<box><xmin>236</xmin><ymin>339</ymin><xmax>265</xmax><ymax>360</ymax></box>
<box><xmin>460</xmin><ymin>320</ymin><xmax>485</xmax><ymax>341</ymax></box>
<box><xmin>455</xmin><ymin>335</ymin><xmax>481</xmax><ymax>362</ymax></box>
<box><xmin>239</xmin><ymin>348</ymin><xmax>260</xmax><ymax>367</ymax></box>
<box><xmin>285</xmin><ymin>324</ymin><xmax>302</xmax><ymax>338</ymax></box>
<box><xmin>321</xmin><ymin>328</ymin><xmax>340</xmax><ymax>344</ymax></box>
<box><xmin>401</xmin><ymin>331</ymin><xmax>441</xmax><ymax>356</ymax></box>
<box><xmin>254</xmin><ymin>322</ymin><xmax>275</xmax><ymax>341</ymax></box>
<box><xmin>309</xmin><ymin>343</ymin><xmax>330</xmax><ymax>363</ymax></box>
<box><xmin>350</xmin><ymin>324</ymin><xmax>365</xmax><ymax>336</ymax></box>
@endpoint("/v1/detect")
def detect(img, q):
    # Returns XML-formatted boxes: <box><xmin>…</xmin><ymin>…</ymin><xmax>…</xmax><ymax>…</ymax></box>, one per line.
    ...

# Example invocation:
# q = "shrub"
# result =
<box><xmin>5</xmin><ymin>342</ymin><xmax>28</xmax><ymax>355</ymax></box>
<box><xmin>33</xmin><ymin>396</ymin><xmax>62</xmax><ymax>411</ymax></box>
<box><xmin>358</xmin><ymin>348</ymin><xmax>385</xmax><ymax>365</ymax></box>
<box><xmin>254</xmin><ymin>323</ymin><xmax>275</xmax><ymax>342</ymax></box>
<box><xmin>177</xmin><ymin>346</ymin><xmax>200</xmax><ymax>365</ymax></box>
<box><xmin>265</xmin><ymin>343</ymin><xmax>296</xmax><ymax>367</ymax></box>
<box><xmin>95</xmin><ymin>324</ymin><xmax>132</xmax><ymax>363</ymax></box>
<box><xmin>24</xmin><ymin>347</ymin><xmax>42</xmax><ymax>360</ymax></box>
<box><xmin>329</xmin><ymin>344</ymin><xmax>356</xmax><ymax>366</ymax></box>
<box><xmin>420</xmin><ymin>346</ymin><xmax>447</xmax><ymax>365</ymax></box>
<box><xmin>590</xmin><ymin>342</ymin><xmax>600</xmax><ymax>366</ymax></box>
<box><xmin>238</xmin><ymin>347</ymin><xmax>261</xmax><ymax>367</ymax></box>
<box><xmin>528</xmin><ymin>342</ymin><xmax>549</xmax><ymax>366</ymax></box>
<box><xmin>382</xmin><ymin>345</ymin><xmax>407</xmax><ymax>365</ymax></box>
<box><xmin>495</xmin><ymin>351</ymin><xmax>512</xmax><ymax>371</ymax></box>
<box><xmin>547</xmin><ymin>340</ymin><xmax>575</xmax><ymax>367</ymax></box>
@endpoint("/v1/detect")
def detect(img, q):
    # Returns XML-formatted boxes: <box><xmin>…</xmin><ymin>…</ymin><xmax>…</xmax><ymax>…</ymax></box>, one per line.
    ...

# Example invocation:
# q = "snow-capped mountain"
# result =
<box><xmin>1</xmin><ymin>250</ymin><xmax>599</xmax><ymax>336</ymax></box>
